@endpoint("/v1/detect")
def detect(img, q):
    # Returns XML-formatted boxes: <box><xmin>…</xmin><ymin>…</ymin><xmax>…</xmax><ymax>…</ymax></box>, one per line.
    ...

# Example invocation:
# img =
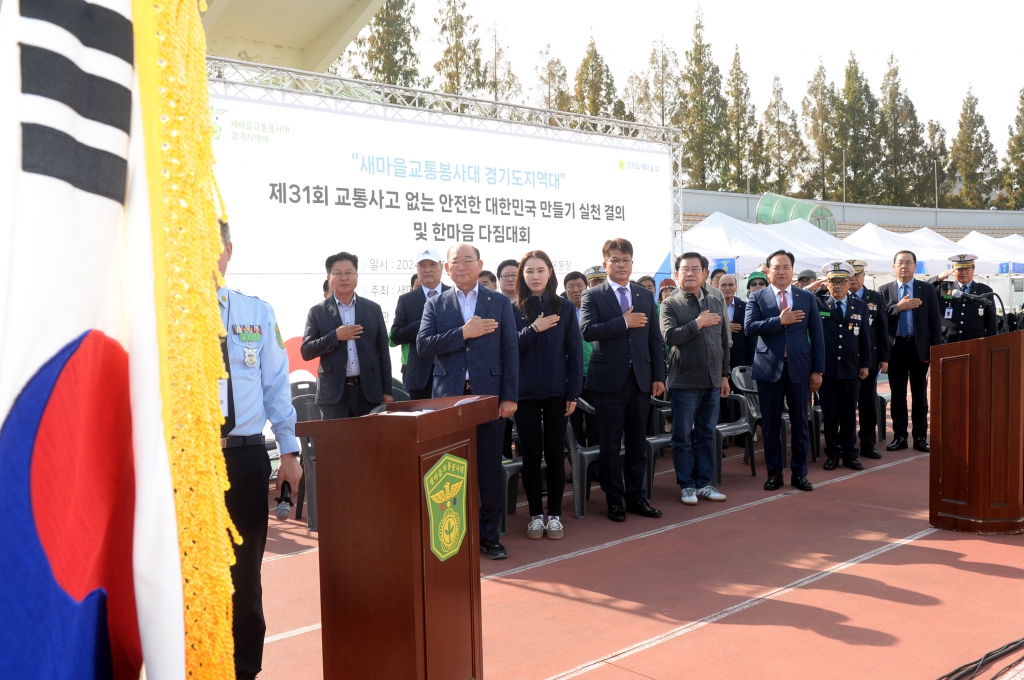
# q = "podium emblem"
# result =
<box><xmin>424</xmin><ymin>453</ymin><xmax>469</xmax><ymax>562</ymax></box>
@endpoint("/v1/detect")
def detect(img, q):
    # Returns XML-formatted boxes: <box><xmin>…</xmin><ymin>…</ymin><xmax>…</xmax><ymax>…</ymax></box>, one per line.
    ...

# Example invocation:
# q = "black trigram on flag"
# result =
<box><xmin>18</xmin><ymin>0</ymin><xmax>134</xmax><ymax>203</ymax></box>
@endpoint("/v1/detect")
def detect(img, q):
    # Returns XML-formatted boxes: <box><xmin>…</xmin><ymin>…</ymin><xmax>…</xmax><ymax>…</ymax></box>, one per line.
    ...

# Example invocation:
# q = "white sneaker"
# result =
<box><xmin>696</xmin><ymin>485</ymin><xmax>726</xmax><ymax>502</ymax></box>
<box><xmin>681</xmin><ymin>488</ymin><xmax>698</xmax><ymax>505</ymax></box>
<box><xmin>526</xmin><ymin>516</ymin><xmax>546</xmax><ymax>540</ymax></box>
<box><xmin>545</xmin><ymin>516</ymin><xmax>564</xmax><ymax>540</ymax></box>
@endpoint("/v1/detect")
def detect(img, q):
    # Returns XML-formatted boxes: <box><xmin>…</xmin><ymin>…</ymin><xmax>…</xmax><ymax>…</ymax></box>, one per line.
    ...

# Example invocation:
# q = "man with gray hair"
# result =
<box><xmin>661</xmin><ymin>251</ymin><xmax>731</xmax><ymax>506</ymax></box>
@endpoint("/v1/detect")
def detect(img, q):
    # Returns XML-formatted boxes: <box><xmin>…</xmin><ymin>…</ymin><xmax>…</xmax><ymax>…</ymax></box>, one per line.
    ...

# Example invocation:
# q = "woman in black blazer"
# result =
<box><xmin>512</xmin><ymin>250</ymin><xmax>584</xmax><ymax>540</ymax></box>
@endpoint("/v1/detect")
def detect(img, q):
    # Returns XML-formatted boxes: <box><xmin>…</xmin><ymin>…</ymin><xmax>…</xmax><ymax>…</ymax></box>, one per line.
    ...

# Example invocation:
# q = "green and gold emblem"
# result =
<box><xmin>424</xmin><ymin>453</ymin><xmax>468</xmax><ymax>562</ymax></box>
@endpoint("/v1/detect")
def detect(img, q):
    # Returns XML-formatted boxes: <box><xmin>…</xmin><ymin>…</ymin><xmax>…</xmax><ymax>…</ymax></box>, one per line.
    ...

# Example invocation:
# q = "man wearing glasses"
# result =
<box><xmin>418</xmin><ymin>244</ymin><xmax>519</xmax><ymax>560</ymax></box>
<box><xmin>580</xmin><ymin>238</ymin><xmax>666</xmax><ymax>523</ymax></box>
<box><xmin>497</xmin><ymin>259</ymin><xmax>519</xmax><ymax>301</ymax></box>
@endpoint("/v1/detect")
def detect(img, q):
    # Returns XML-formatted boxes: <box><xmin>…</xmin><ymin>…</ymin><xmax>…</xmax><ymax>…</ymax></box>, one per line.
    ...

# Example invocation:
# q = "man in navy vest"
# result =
<box><xmin>390</xmin><ymin>248</ymin><xmax>450</xmax><ymax>400</ymax></box>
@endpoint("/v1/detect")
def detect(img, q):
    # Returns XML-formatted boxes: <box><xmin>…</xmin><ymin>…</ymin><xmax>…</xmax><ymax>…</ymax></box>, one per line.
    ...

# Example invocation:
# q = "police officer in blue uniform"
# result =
<box><xmin>847</xmin><ymin>259</ymin><xmax>889</xmax><ymax>459</ymax></box>
<box><xmin>929</xmin><ymin>254</ymin><xmax>999</xmax><ymax>343</ymax></box>
<box><xmin>816</xmin><ymin>262</ymin><xmax>871</xmax><ymax>471</ymax></box>
<box><xmin>216</xmin><ymin>220</ymin><xmax>301</xmax><ymax>680</ymax></box>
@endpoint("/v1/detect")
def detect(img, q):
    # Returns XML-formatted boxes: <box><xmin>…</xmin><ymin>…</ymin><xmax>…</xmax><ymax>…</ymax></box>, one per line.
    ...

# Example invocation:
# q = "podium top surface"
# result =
<box><xmin>295</xmin><ymin>395</ymin><xmax>498</xmax><ymax>443</ymax></box>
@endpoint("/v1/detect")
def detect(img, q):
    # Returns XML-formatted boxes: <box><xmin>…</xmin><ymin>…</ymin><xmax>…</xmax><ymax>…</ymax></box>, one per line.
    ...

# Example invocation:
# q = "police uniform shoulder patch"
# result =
<box><xmin>276</xmin><ymin>323</ymin><xmax>285</xmax><ymax>349</ymax></box>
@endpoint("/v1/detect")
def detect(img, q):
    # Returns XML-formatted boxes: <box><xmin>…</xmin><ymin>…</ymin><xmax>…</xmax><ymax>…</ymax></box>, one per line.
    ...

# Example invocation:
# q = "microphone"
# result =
<box><xmin>275</xmin><ymin>481</ymin><xmax>293</xmax><ymax>520</ymax></box>
<box><xmin>951</xmin><ymin>289</ymin><xmax>990</xmax><ymax>303</ymax></box>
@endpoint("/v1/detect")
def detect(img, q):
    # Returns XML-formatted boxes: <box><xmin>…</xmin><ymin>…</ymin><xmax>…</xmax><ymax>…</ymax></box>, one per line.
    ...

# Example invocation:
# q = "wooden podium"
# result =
<box><xmin>930</xmin><ymin>331</ymin><xmax>1024</xmax><ymax>534</ymax></box>
<box><xmin>296</xmin><ymin>396</ymin><xmax>497</xmax><ymax>679</ymax></box>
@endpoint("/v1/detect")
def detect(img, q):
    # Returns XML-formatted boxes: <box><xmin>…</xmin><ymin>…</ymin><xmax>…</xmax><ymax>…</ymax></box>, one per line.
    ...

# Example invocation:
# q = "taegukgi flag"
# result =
<box><xmin>0</xmin><ymin>0</ymin><xmax>236</xmax><ymax>677</ymax></box>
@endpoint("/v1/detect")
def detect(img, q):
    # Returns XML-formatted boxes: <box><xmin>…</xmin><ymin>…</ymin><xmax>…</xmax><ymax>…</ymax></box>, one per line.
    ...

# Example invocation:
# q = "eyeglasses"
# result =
<box><xmin>608</xmin><ymin>258</ymin><xmax>632</xmax><ymax>266</ymax></box>
<box><xmin>449</xmin><ymin>258</ymin><xmax>478</xmax><ymax>267</ymax></box>
<box><xmin>677</xmin><ymin>267</ymin><xmax>702</xmax><ymax>274</ymax></box>
<box><xmin>499</xmin><ymin>273</ymin><xmax>516</xmax><ymax>280</ymax></box>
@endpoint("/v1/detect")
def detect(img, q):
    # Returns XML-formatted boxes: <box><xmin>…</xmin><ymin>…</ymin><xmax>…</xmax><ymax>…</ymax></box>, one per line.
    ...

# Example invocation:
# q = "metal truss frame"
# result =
<box><xmin>206</xmin><ymin>57</ymin><xmax>685</xmax><ymax>255</ymax></box>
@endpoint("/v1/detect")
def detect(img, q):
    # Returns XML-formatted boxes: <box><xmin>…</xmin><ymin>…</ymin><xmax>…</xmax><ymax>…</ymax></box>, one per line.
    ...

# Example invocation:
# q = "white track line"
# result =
<box><xmin>544</xmin><ymin>527</ymin><xmax>938</xmax><ymax>680</ymax></box>
<box><xmin>265</xmin><ymin>623</ymin><xmax>321</xmax><ymax>644</ymax></box>
<box><xmin>263</xmin><ymin>547</ymin><xmax>318</xmax><ymax>562</ymax></box>
<box><xmin>484</xmin><ymin>454</ymin><xmax>928</xmax><ymax>581</ymax></box>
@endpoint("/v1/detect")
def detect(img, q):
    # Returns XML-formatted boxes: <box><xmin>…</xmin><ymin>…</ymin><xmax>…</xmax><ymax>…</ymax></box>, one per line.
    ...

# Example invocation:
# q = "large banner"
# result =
<box><xmin>209</xmin><ymin>91</ymin><xmax>674</xmax><ymax>372</ymax></box>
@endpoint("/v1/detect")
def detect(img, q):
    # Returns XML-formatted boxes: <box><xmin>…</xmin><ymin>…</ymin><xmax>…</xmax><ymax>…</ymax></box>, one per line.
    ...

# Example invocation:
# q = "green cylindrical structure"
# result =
<box><xmin>755</xmin><ymin>193</ymin><xmax>836</xmax><ymax>235</ymax></box>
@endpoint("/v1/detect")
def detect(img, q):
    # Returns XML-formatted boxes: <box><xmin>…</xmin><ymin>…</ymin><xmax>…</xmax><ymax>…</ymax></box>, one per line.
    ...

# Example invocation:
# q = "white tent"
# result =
<box><xmin>843</xmin><ymin>222</ymin><xmax>990</xmax><ymax>275</ymax></box>
<box><xmin>1000</xmin><ymin>234</ymin><xmax>1024</xmax><ymax>251</ymax></box>
<box><xmin>762</xmin><ymin>219</ymin><xmax>891</xmax><ymax>273</ymax></box>
<box><xmin>681</xmin><ymin>212</ymin><xmax>788</xmax><ymax>274</ymax></box>
<box><xmin>908</xmin><ymin>227</ymin><xmax>958</xmax><ymax>252</ymax></box>
<box><xmin>958</xmin><ymin>230</ymin><xmax>1024</xmax><ymax>265</ymax></box>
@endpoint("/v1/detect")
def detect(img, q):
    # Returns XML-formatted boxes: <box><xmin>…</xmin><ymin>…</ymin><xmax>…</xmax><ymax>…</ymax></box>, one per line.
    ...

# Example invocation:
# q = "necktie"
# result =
<box><xmin>617</xmin><ymin>286</ymin><xmax>630</xmax><ymax>313</ymax></box>
<box><xmin>898</xmin><ymin>283</ymin><xmax>911</xmax><ymax>336</ymax></box>
<box><xmin>962</xmin><ymin>284</ymin><xmax>969</xmax><ymax>296</ymax></box>
<box><xmin>220</xmin><ymin>337</ymin><xmax>235</xmax><ymax>437</ymax></box>
<box><xmin>837</xmin><ymin>300</ymin><xmax>844</xmax><ymax>319</ymax></box>
<box><xmin>428</xmin><ymin>289</ymin><xmax>437</xmax><ymax>298</ymax></box>
<box><xmin>779</xmin><ymin>290</ymin><xmax>789</xmax><ymax>357</ymax></box>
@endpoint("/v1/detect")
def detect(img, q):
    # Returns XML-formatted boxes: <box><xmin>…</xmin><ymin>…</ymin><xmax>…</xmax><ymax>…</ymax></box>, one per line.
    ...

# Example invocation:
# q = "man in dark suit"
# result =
<box><xmin>744</xmin><ymin>249</ymin><xmax>825</xmax><ymax>492</ymax></box>
<box><xmin>929</xmin><ymin>254</ymin><xmax>999</xmax><ymax>343</ymax></box>
<box><xmin>417</xmin><ymin>243</ymin><xmax>518</xmax><ymax>560</ymax></box>
<box><xmin>580</xmin><ymin>238</ymin><xmax>666</xmax><ymax>522</ymax></box>
<box><xmin>390</xmin><ymin>248</ymin><xmax>450</xmax><ymax>400</ymax></box>
<box><xmin>847</xmin><ymin>259</ymin><xmax>889</xmax><ymax>459</ymax></box>
<box><xmin>301</xmin><ymin>251</ymin><xmax>392</xmax><ymax>419</ymax></box>
<box><xmin>880</xmin><ymin>250</ymin><xmax>942</xmax><ymax>452</ymax></box>
<box><xmin>718</xmin><ymin>274</ymin><xmax>753</xmax><ymax>369</ymax></box>
<box><xmin>816</xmin><ymin>262</ymin><xmax>872</xmax><ymax>471</ymax></box>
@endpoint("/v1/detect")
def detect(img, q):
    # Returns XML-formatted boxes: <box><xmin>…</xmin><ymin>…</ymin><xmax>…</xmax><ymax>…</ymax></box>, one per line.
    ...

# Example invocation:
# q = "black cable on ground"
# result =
<box><xmin>991</xmin><ymin>651</ymin><xmax>1024</xmax><ymax>680</ymax></box>
<box><xmin>935</xmin><ymin>636</ymin><xmax>1024</xmax><ymax>680</ymax></box>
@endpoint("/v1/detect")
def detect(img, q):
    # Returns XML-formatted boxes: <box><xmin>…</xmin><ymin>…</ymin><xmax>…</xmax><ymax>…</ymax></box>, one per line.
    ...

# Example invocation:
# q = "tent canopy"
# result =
<box><xmin>909</xmin><ymin>227</ymin><xmax>958</xmax><ymax>251</ymax></box>
<box><xmin>842</xmin><ymin>222</ymin><xmax>998</xmax><ymax>275</ymax></box>
<box><xmin>957</xmin><ymin>231</ymin><xmax>1024</xmax><ymax>264</ymax></box>
<box><xmin>761</xmin><ymin>219</ymin><xmax>891</xmax><ymax>273</ymax></box>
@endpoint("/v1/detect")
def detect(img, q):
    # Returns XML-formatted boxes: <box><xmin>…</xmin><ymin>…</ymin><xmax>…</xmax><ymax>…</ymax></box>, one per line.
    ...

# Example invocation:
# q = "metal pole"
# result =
<box><xmin>934</xmin><ymin>159</ymin><xmax>939</xmax><ymax>209</ymax></box>
<box><xmin>842</xmin><ymin>149</ymin><xmax>846</xmax><ymax>204</ymax></box>
<box><xmin>746</xmin><ymin>176</ymin><xmax>750</xmax><ymax>194</ymax></box>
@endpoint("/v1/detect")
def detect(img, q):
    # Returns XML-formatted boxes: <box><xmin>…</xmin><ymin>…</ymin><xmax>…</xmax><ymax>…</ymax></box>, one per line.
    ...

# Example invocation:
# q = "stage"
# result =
<box><xmin>258</xmin><ymin>395</ymin><xmax>1024</xmax><ymax>680</ymax></box>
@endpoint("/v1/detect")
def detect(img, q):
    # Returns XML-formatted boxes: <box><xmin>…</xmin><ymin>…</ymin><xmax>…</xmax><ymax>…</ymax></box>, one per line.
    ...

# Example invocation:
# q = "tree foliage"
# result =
<box><xmin>573</xmin><ymin>38</ymin><xmax>616</xmax><ymax>118</ymax></box>
<box><xmin>721</xmin><ymin>47</ymin><xmax>756</xmax><ymax>193</ymax></box>
<box><xmin>947</xmin><ymin>89</ymin><xmax>1000</xmax><ymax>209</ymax></box>
<box><xmin>433</xmin><ymin>0</ymin><xmax>484</xmax><ymax>96</ymax></box>
<box><xmin>482</xmin><ymin>24</ymin><xmax>521</xmax><ymax>102</ymax></box>
<box><xmin>994</xmin><ymin>87</ymin><xmax>1024</xmax><ymax>210</ymax></box>
<box><xmin>837</xmin><ymin>53</ymin><xmax>882</xmax><ymax>203</ymax></box>
<box><xmin>759</xmin><ymin>77</ymin><xmax>806</xmax><ymax>195</ymax></box>
<box><xmin>532</xmin><ymin>45</ymin><xmax>572</xmax><ymax>111</ymax></box>
<box><xmin>801</xmin><ymin>62</ymin><xmax>841</xmax><ymax>201</ymax></box>
<box><xmin>644</xmin><ymin>40</ymin><xmax>683</xmax><ymax>128</ymax></box>
<box><xmin>678</xmin><ymin>11</ymin><xmax>728</xmax><ymax>189</ymax></box>
<box><xmin>877</xmin><ymin>56</ymin><xmax>928</xmax><ymax>206</ymax></box>
<box><xmin>348</xmin><ymin>0</ymin><xmax>422</xmax><ymax>87</ymax></box>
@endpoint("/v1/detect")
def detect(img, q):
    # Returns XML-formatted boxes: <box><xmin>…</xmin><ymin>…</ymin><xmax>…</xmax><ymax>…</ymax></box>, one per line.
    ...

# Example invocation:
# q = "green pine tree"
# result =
<box><xmin>801</xmin><ymin>62</ymin><xmax>842</xmax><ymax>201</ymax></box>
<box><xmin>837</xmin><ymin>53</ymin><xmax>882</xmax><ymax>203</ymax></box>
<box><xmin>925</xmin><ymin>121</ymin><xmax>954</xmax><ymax>208</ymax></box>
<box><xmin>348</xmin><ymin>0</ymin><xmax>421</xmax><ymax>87</ymax></box>
<box><xmin>679</xmin><ymin>11</ymin><xmax>728</xmax><ymax>189</ymax></box>
<box><xmin>573</xmin><ymin>38</ymin><xmax>616</xmax><ymax>118</ymax></box>
<box><xmin>721</xmin><ymin>47</ymin><xmax>756</xmax><ymax>193</ymax></box>
<box><xmin>994</xmin><ymin>87</ymin><xmax>1024</xmax><ymax>210</ymax></box>
<box><xmin>947</xmin><ymin>89</ymin><xmax>1000</xmax><ymax>209</ymax></box>
<box><xmin>532</xmin><ymin>45</ymin><xmax>572</xmax><ymax>111</ymax></box>
<box><xmin>759</xmin><ymin>76</ymin><xmax>806</xmax><ymax>195</ymax></box>
<box><xmin>433</xmin><ymin>0</ymin><xmax>485</xmax><ymax>96</ymax></box>
<box><xmin>482</xmin><ymin>24</ymin><xmax>521</xmax><ymax>103</ymax></box>
<box><xmin>645</xmin><ymin>40</ymin><xmax>683</xmax><ymax>128</ymax></box>
<box><xmin>877</xmin><ymin>56</ymin><xmax>928</xmax><ymax>206</ymax></box>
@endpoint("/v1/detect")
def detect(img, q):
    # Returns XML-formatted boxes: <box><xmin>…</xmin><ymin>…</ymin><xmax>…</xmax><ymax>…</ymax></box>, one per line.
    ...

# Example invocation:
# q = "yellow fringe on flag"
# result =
<box><xmin>134</xmin><ymin>0</ymin><xmax>239</xmax><ymax>676</ymax></box>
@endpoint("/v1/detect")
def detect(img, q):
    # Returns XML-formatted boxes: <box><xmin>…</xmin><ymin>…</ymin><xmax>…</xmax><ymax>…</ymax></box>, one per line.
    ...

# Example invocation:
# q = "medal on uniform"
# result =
<box><xmin>233</xmin><ymin>324</ymin><xmax>263</xmax><ymax>343</ymax></box>
<box><xmin>854</xmin><ymin>326</ymin><xmax>860</xmax><ymax>336</ymax></box>
<box><xmin>243</xmin><ymin>347</ymin><xmax>258</xmax><ymax>367</ymax></box>
<box><xmin>978</xmin><ymin>307</ymin><xmax>984</xmax><ymax>316</ymax></box>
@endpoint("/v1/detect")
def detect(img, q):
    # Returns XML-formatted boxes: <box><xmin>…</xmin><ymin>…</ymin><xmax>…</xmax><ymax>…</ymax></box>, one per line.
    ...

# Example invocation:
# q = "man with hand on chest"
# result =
<box><xmin>816</xmin><ymin>262</ymin><xmax>872</xmax><ymax>471</ymax></box>
<box><xmin>930</xmin><ymin>254</ymin><xmax>998</xmax><ymax>344</ymax></box>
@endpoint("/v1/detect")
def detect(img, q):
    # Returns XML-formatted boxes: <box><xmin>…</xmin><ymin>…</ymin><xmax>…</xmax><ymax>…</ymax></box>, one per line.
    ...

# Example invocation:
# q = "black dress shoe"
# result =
<box><xmin>764</xmin><ymin>472</ymin><xmax>784</xmax><ymax>491</ymax></box>
<box><xmin>886</xmin><ymin>436</ymin><xmax>909</xmax><ymax>451</ymax></box>
<box><xmin>843</xmin><ymin>458</ymin><xmax>864</xmax><ymax>471</ymax></box>
<box><xmin>608</xmin><ymin>502</ymin><xmax>626</xmax><ymax>522</ymax></box>
<box><xmin>479</xmin><ymin>539</ymin><xmax>508</xmax><ymax>560</ymax></box>
<box><xmin>822</xmin><ymin>458</ymin><xmax>838</xmax><ymax>471</ymax></box>
<box><xmin>791</xmin><ymin>475</ymin><xmax>814</xmax><ymax>491</ymax></box>
<box><xmin>913</xmin><ymin>438</ymin><xmax>930</xmax><ymax>452</ymax></box>
<box><xmin>625</xmin><ymin>497</ymin><xmax>663</xmax><ymax>517</ymax></box>
<box><xmin>862</xmin><ymin>447</ymin><xmax>882</xmax><ymax>459</ymax></box>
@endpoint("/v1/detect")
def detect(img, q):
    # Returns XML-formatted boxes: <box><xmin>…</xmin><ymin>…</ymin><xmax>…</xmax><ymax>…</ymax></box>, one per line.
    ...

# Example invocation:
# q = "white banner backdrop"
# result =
<box><xmin>209</xmin><ymin>90</ymin><xmax>674</xmax><ymax>376</ymax></box>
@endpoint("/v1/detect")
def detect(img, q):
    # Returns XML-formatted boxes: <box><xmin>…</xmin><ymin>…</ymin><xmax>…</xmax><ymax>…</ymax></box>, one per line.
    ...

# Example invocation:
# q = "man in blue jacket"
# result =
<box><xmin>581</xmin><ymin>238</ymin><xmax>666</xmax><ymax>522</ymax></box>
<box><xmin>744</xmin><ymin>249</ymin><xmax>825</xmax><ymax>492</ymax></box>
<box><xmin>417</xmin><ymin>243</ymin><xmax>519</xmax><ymax>559</ymax></box>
